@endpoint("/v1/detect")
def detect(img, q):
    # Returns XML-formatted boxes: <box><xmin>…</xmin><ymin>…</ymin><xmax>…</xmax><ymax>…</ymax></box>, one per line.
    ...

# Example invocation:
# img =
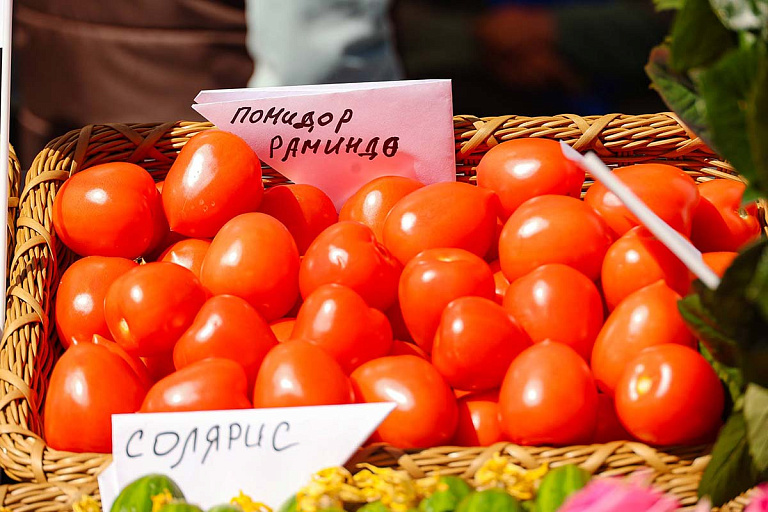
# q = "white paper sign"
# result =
<box><xmin>192</xmin><ymin>80</ymin><xmax>455</xmax><ymax>209</ymax></box>
<box><xmin>105</xmin><ymin>403</ymin><xmax>395</xmax><ymax>510</ymax></box>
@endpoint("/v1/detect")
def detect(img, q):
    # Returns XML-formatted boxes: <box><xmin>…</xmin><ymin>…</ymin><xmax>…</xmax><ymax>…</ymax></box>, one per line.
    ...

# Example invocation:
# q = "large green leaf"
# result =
<box><xmin>746</xmin><ymin>50</ymin><xmax>768</xmax><ymax>201</ymax></box>
<box><xmin>671</xmin><ymin>0</ymin><xmax>735</xmax><ymax>70</ymax></box>
<box><xmin>699</xmin><ymin>342</ymin><xmax>745</xmax><ymax>404</ymax></box>
<box><xmin>744</xmin><ymin>384</ymin><xmax>768</xmax><ymax>473</ymax></box>
<box><xmin>698</xmin><ymin>410</ymin><xmax>760</xmax><ymax>505</ymax></box>
<box><xmin>679</xmin><ymin>294</ymin><xmax>741</xmax><ymax>366</ymax></box>
<box><xmin>709</xmin><ymin>0</ymin><xmax>768</xmax><ymax>30</ymax></box>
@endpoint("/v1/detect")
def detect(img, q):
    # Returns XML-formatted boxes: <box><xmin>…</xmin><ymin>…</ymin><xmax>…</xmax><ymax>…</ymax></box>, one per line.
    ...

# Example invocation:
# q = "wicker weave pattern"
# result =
<box><xmin>7</xmin><ymin>145</ymin><xmax>20</xmax><ymax>285</ymax></box>
<box><xmin>0</xmin><ymin>116</ymin><xmax>751</xmax><ymax>510</ymax></box>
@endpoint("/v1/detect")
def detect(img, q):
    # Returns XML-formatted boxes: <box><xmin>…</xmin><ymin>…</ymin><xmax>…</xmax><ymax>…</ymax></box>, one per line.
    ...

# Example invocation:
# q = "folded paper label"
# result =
<box><xmin>101</xmin><ymin>402</ymin><xmax>396</xmax><ymax>511</ymax></box>
<box><xmin>193</xmin><ymin>79</ymin><xmax>455</xmax><ymax>209</ymax></box>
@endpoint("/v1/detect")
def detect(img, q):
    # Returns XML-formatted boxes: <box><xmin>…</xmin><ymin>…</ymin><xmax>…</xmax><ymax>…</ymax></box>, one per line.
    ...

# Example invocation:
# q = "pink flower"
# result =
<box><xmin>746</xmin><ymin>483</ymin><xmax>768</xmax><ymax>512</ymax></box>
<box><xmin>559</xmin><ymin>472</ymin><xmax>680</xmax><ymax>512</ymax></box>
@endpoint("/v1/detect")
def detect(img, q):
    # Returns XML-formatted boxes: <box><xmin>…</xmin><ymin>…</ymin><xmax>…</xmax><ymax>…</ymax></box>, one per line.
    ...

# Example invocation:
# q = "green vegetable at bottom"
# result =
<box><xmin>456</xmin><ymin>489</ymin><xmax>523</xmax><ymax>512</ymax></box>
<box><xmin>111</xmin><ymin>474</ymin><xmax>185</xmax><ymax>512</ymax></box>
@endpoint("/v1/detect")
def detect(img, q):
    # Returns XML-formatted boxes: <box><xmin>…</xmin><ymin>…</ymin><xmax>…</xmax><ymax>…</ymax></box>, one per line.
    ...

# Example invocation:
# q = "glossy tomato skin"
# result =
<box><xmin>390</xmin><ymin>340</ymin><xmax>429</xmax><ymax>359</ymax></box>
<box><xmin>55</xmin><ymin>256</ymin><xmax>137</xmax><ymax>348</ymax></box>
<box><xmin>616</xmin><ymin>345</ymin><xmax>724</xmax><ymax>445</ymax></box>
<box><xmin>269</xmin><ymin>318</ymin><xmax>296</xmax><ymax>342</ymax></box>
<box><xmin>158</xmin><ymin>239</ymin><xmax>211</xmax><ymax>279</ymax></box>
<box><xmin>593</xmin><ymin>394</ymin><xmax>632</xmax><ymax>443</ymax></box>
<box><xmin>476</xmin><ymin>138</ymin><xmax>585</xmax><ymax>220</ymax></box>
<box><xmin>591</xmin><ymin>281</ymin><xmax>697</xmax><ymax>395</ymax></box>
<box><xmin>88</xmin><ymin>334</ymin><xmax>153</xmax><ymax>390</ymax></box>
<box><xmin>452</xmin><ymin>390</ymin><xmax>505</xmax><ymax>447</ymax></box>
<box><xmin>252</xmin><ymin>340</ymin><xmax>354</xmax><ymax>408</ymax></box>
<box><xmin>503</xmin><ymin>264</ymin><xmax>603</xmax><ymax>361</ymax></box>
<box><xmin>601</xmin><ymin>227</ymin><xmax>690</xmax><ymax>310</ymax></box>
<box><xmin>162</xmin><ymin>130</ymin><xmax>263</xmax><ymax>238</ymax></box>
<box><xmin>489</xmin><ymin>260</ymin><xmax>510</xmax><ymax>305</ymax></box>
<box><xmin>584</xmin><ymin>163</ymin><xmax>700</xmax><ymax>237</ymax></box>
<box><xmin>141</xmin><ymin>352</ymin><xmax>176</xmax><ymax>383</ymax></box>
<box><xmin>44</xmin><ymin>342</ymin><xmax>148</xmax><ymax>452</ymax></box>
<box><xmin>499</xmin><ymin>341</ymin><xmax>598</xmax><ymax>445</ymax></box>
<box><xmin>140</xmin><ymin>358</ymin><xmax>252</xmax><ymax>413</ymax></box>
<box><xmin>259</xmin><ymin>184</ymin><xmax>338</xmax><ymax>255</ymax></box>
<box><xmin>351</xmin><ymin>355</ymin><xmax>458</xmax><ymax>449</ymax></box>
<box><xmin>339</xmin><ymin>176</ymin><xmax>424</xmax><ymax>241</ymax></box>
<box><xmin>382</xmin><ymin>182</ymin><xmax>500</xmax><ymax>264</ymax></box>
<box><xmin>104</xmin><ymin>262</ymin><xmax>207</xmax><ymax>356</ymax></box>
<box><xmin>432</xmin><ymin>296</ymin><xmax>531</xmax><ymax>391</ymax></box>
<box><xmin>499</xmin><ymin>195</ymin><xmax>613</xmax><ymax>283</ymax></box>
<box><xmin>292</xmin><ymin>284</ymin><xmax>392</xmax><ymax>373</ymax></box>
<box><xmin>173</xmin><ymin>295</ymin><xmax>278</xmax><ymax>389</ymax></box>
<box><xmin>52</xmin><ymin>162</ymin><xmax>162</xmax><ymax>258</ymax></box>
<box><xmin>399</xmin><ymin>248</ymin><xmax>495</xmax><ymax>353</ymax></box>
<box><xmin>701</xmin><ymin>251</ymin><xmax>738</xmax><ymax>279</ymax></box>
<box><xmin>691</xmin><ymin>179</ymin><xmax>761</xmax><ymax>252</ymax></box>
<box><xmin>201</xmin><ymin>213</ymin><xmax>300</xmax><ymax>321</ymax></box>
<box><xmin>300</xmin><ymin>222</ymin><xmax>402</xmax><ymax>311</ymax></box>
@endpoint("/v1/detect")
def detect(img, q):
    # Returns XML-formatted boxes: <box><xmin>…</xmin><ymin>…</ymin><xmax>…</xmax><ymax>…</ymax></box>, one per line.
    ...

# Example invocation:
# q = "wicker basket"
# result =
<box><xmin>0</xmin><ymin>116</ymin><xmax>756</xmax><ymax>511</ymax></box>
<box><xmin>7</xmin><ymin>144</ymin><xmax>20</xmax><ymax>286</ymax></box>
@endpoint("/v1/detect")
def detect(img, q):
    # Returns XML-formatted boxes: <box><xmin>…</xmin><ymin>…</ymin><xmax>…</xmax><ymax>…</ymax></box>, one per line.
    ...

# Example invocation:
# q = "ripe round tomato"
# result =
<box><xmin>162</xmin><ymin>130</ymin><xmax>263</xmax><ymax>238</ymax></box>
<box><xmin>593</xmin><ymin>394</ymin><xmax>632</xmax><ymax>443</ymax></box>
<box><xmin>484</xmin><ymin>219</ymin><xmax>505</xmax><ymax>262</ymax></box>
<box><xmin>293</xmin><ymin>284</ymin><xmax>392</xmax><ymax>373</ymax></box>
<box><xmin>44</xmin><ymin>342</ymin><xmax>148</xmax><ymax>452</ymax></box>
<box><xmin>503</xmin><ymin>264</ymin><xmax>603</xmax><ymax>361</ymax></box>
<box><xmin>702</xmin><ymin>251</ymin><xmax>738</xmax><ymax>278</ymax></box>
<box><xmin>340</xmin><ymin>176</ymin><xmax>424</xmax><ymax>241</ymax></box>
<box><xmin>385</xmin><ymin>302</ymin><xmax>414</xmax><ymax>343</ymax></box>
<box><xmin>253</xmin><ymin>340</ymin><xmax>354</xmax><ymax>408</ymax></box>
<box><xmin>173</xmin><ymin>295</ymin><xmax>278</xmax><ymax>389</ymax></box>
<box><xmin>601</xmin><ymin>227</ymin><xmax>690</xmax><ymax>310</ymax></box>
<box><xmin>591</xmin><ymin>281</ymin><xmax>697</xmax><ymax>395</ymax></box>
<box><xmin>615</xmin><ymin>344</ymin><xmax>724</xmax><ymax>445</ymax></box>
<box><xmin>584</xmin><ymin>163</ymin><xmax>700</xmax><ymax>237</ymax></box>
<box><xmin>476</xmin><ymin>138</ymin><xmax>585</xmax><ymax>219</ymax></box>
<box><xmin>390</xmin><ymin>340</ymin><xmax>429</xmax><ymax>358</ymax></box>
<box><xmin>88</xmin><ymin>334</ymin><xmax>153</xmax><ymax>389</ymax></box>
<box><xmin>351</xmin><ymin>355</ymin><xmax>458</xmax><ymax>449</ymax></box>
<box><xmin>452</xmin><ymin>390</ymin><xmax>505</xmax><ymax>447</ymax></box>
<box><xmin>270</xmin><ymin>318</ymin><xmax>296</xmax><ymax>342</ymax></box>
<box><xmin>141</xmin><ymin>352</ymin><xmax>176</xmax><ymax>383</ymax></box>
<box><xmin>201</xmin><ymin>213</ymin><xmax>300</xmax><ymax>321</ymax></box>
<box><xmin>104</xmin><ymin>262</ymin><xmax>207</xmax><ymax>356</ymax></box>
<box><xmin>140</xmin><ymin>358</ymin><xmax>252</xmax><ymax>413</ymax></box>
<box><xmin>55</xmin><ymin>256</ymin><xmax>137</xmax><ymax>348</ymax></box>
<box><xmin>300</xmin><ymin>222</ymin><xmax>402</xmax><ymax>311</ymax></box>
<box><xmin>158</xmin><ymin>238</ymin><xmax>211</xmax><ymax>278</ymax></box>
<box><xmin>499</xmin><ymin>195</ymin><xmax>613</xmax><ymax>282</ymax></box>
<box><xmin>399</xmin><ymin>248</ymin><xmax>495</xmax><ymax>353</ymax></box>
<box><xmin>489</xmin><ymin>260</ymin><xmax>510</xmax><ymax>305</ymax></box>
<box><xmin>52</xmin><ymin>162</ymin><xmax>163</xmax><ymax>258</ymax></box>
<box><xmin>259</xmin><ymin>184</ymin><xmax>338</xmax><ymax>255</ymax></box>
<box><xmin>691</xmin><ymin>179</ymin><xmax>761</xmax><ymax>252</ymax></box>
<box><xmin>432</xmin><ymin>296</ymin><xmax>531</xmax><ymax>391</ymax></box>
<box><xmin>382</xmin><ymin>182</ymin><xmax>500</xmax><ymax>264</ymax></box>
<box><xmin>499</xmin><ymin>341</ymin><xmax>598</xmax><ymax>445</ymax></box>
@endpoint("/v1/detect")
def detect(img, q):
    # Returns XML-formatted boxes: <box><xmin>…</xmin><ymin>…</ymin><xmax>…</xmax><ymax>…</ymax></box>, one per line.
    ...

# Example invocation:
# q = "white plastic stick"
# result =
<box><xmin>0</xmin><ymin>0</ymin><xmax>12</xmax><ymax>327</ymax></box>
<box><xmin>560</xmin><ymin>142</ymin><xmax>721</xmax><ymax>290</ymax></box>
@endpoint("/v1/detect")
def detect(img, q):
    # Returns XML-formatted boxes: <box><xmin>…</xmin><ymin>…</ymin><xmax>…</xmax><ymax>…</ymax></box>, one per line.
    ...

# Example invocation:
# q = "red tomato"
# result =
<box><xmin>390</xmin><ymin>340</ymin><xmax>429</xmax><ymax>359</ymax></box>
<box><xmin>499</xmin><ymin>195</ymin><xmax>613</xmax><ymax>282</ymax></box>
<box><xmin>616</xmin><ymin>344</ymin><xmax>724</xmax><ymax>445</ymax></box>
<box><xmin>499</xmin><ymin>341</ymin><xmax>598</xmax><ymax>445</ymax></box>
<box><xmin>52</xmin><ymin>162</ymin><xmax>163</xmax><ymax>258</ymax></box>
<box><xmin>476</xmin><ymin>139</ymin><xmax>585</xmax><ymax>220</ymax></box>
<box><xmin>702</xmin><ymin>251</ymin><xmax>738</xmax><ymax>278</ymax></box>
<box><xmin>270</xmin><ymin>318</ymin><xmax>296</xmax><ymax>342</ymax></box>
<box><xmin>173</xmin><ymin>295</ymin><xmax>278</xmax><ymax>389</ymax></box>
<box><xmin>140</xmin><ymin>358</ymin><xmax>252</xmax><ymax>413</ymax></box>
<box><xmin>489</xmin><ymin>260</ymin><xmax>510</xmax><ymax>305</ymax></box>
<box><xmin>104</xmin><ymin>262</ymin><xmax>207</xmax><ymax>356</ymax></box>
<box><xmin>484</xmin><ymin>219</ymin><xmax>505</xmax><ymax>262</ymax></box>
<box><xmin>452</xmin><ymin>390</ymin><xmax>505</xmax><ymax>447</ymax></box>
<box><xmin>292</xmin><ymin>284</ymin><xmax>392</xmax><ymax>373</ymax></box>
<box><xmin>399</xmin><ymin>248</ymin><xmax>495</xmax><ymax>353</ymax></box>
<box><xmin>351</xmin><ymin>355</ymin><xmax>458</xmax><ymax>449</ymax></box>
<box><xmin>44</xmin><ymin>342</ymin><xmax>148</xmax><ymax>452</ymax></box>
<box><xmin>339</xmin><ymin>176</ymin><xmax>424</xmax><ymax>241</ymax></box>
<box><xmin>503</xmin><ymin>264</ymin><xmax>604</xmax><ymax>361</ymax></box>
<box><xmin>383</xmin><ymin>182</ymin><xmax>500</xmax><ymax>264</ymax></box>
<box><xmin>385</xmin><ymin>303</ymin><xmax>414</xmax><ymax>343</ymax></box>
<box><xmin>691</xmin><ymin>179</ymin><xmax>761</xmax><ymax>252</ymax></box>
<box><xmin>88</xmin><ymin>334</ymin><xmax>153</xmax><ymax>389</ymax></box>
<box><xmin>162</xmin><ymin>130</ymin><xmax>263</xmax><ymax>238</ymax></box>
<box><xmin>55</xmin><ymin>256</ymin><xmax>137</xmax><ymax>348</ymax></box>
<box><xmin>201</xmin><ymin>213</ymin><xmax>300</xmax><ymax>321</ymax></box>
<box><xmin>158</xmin><ymin>238</ymin><xmax>211</xmax><ymax>278</ymax></box>
<box><xmin>253</xmin><ymin>340</ymin><xmax>353</xmax><ymax>408</ymax></box>
<box><xmin>432</xmin><ymin>296</ymin><xmax>531</xmax><ymax>391</ymax></box>
<box><xmin>593</xmin><ymin>394</ymin><xmax>632</xmax><ymax>443</ymax></box>
<box><xmin>591</xmin><ymin>281</ymin><xmax>697</xmax><ymax>395</ymax></box>
<box><xmin>259</xmin><ymin>184</ymin><xmax>338</xmax><ymax>255</ymax></box>
<box><xmin>300</xmin><ymin>222</ymin><xmax>402</xmax><ymax>311</ymax></box>
<box><xmin>584</xmin><ymin>163</ymin><xmax>700</xmax><ymax>237</ymax></box>
<box><xmin>141</xmin><ymin>353</ymin><xmax>176</xmax><ymax>383</ymax></box>
<box><xmin>601</xmin><ymin>227</ymin><xmax>690</xmax><ymax>310</ymax></box>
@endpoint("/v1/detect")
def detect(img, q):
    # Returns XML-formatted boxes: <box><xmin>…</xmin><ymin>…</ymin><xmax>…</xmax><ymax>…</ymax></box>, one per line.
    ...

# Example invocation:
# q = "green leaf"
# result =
<box><xmin>671</xmin><ymin>0</ymin><xmax>735</xmax><ymax>70</ymax></box>
<box><xmin>746</xmin><ymin>48</ymin><xmax>768</xmax><ymax>201</ymax></box>
<box><xmin>709</xmin><ymin>0</ymin><xmax>768</xmax><ymax>30</ymax></box>
<box><xmin>746</xmin><ymin>239</ymin><xmax>768</xmax><ymax>322</ymax></box>
<box><xmin>679</xmin><ymin>294</ymin><xmax>742</xmax><ymax>366</ymax></box>
<box><xmin>699</xmin><ymin>342</ymin><xmax>745</xmax><ymax>404</ymax></box>
<box><xmin>698</xmin><ymin>410</ymin><xmax>760</xmax><ymax>505</ymax></box>
<box><xmin>744</xmin><ymin>384</ymin><xmax>768</xmax><ymax>473</ymax></box>
<box><xmin>655</xmin><ymin>0</ymin><xmax>684</xmax><ymax>10</ymax></box>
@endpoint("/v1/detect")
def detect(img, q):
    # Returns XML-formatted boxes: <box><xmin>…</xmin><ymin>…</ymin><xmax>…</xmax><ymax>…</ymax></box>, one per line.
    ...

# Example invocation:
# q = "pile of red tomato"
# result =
<box><xmin>46</xmin><ymin>130</ymin><xmax>762</xmax><ymax>454</ymax></box>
